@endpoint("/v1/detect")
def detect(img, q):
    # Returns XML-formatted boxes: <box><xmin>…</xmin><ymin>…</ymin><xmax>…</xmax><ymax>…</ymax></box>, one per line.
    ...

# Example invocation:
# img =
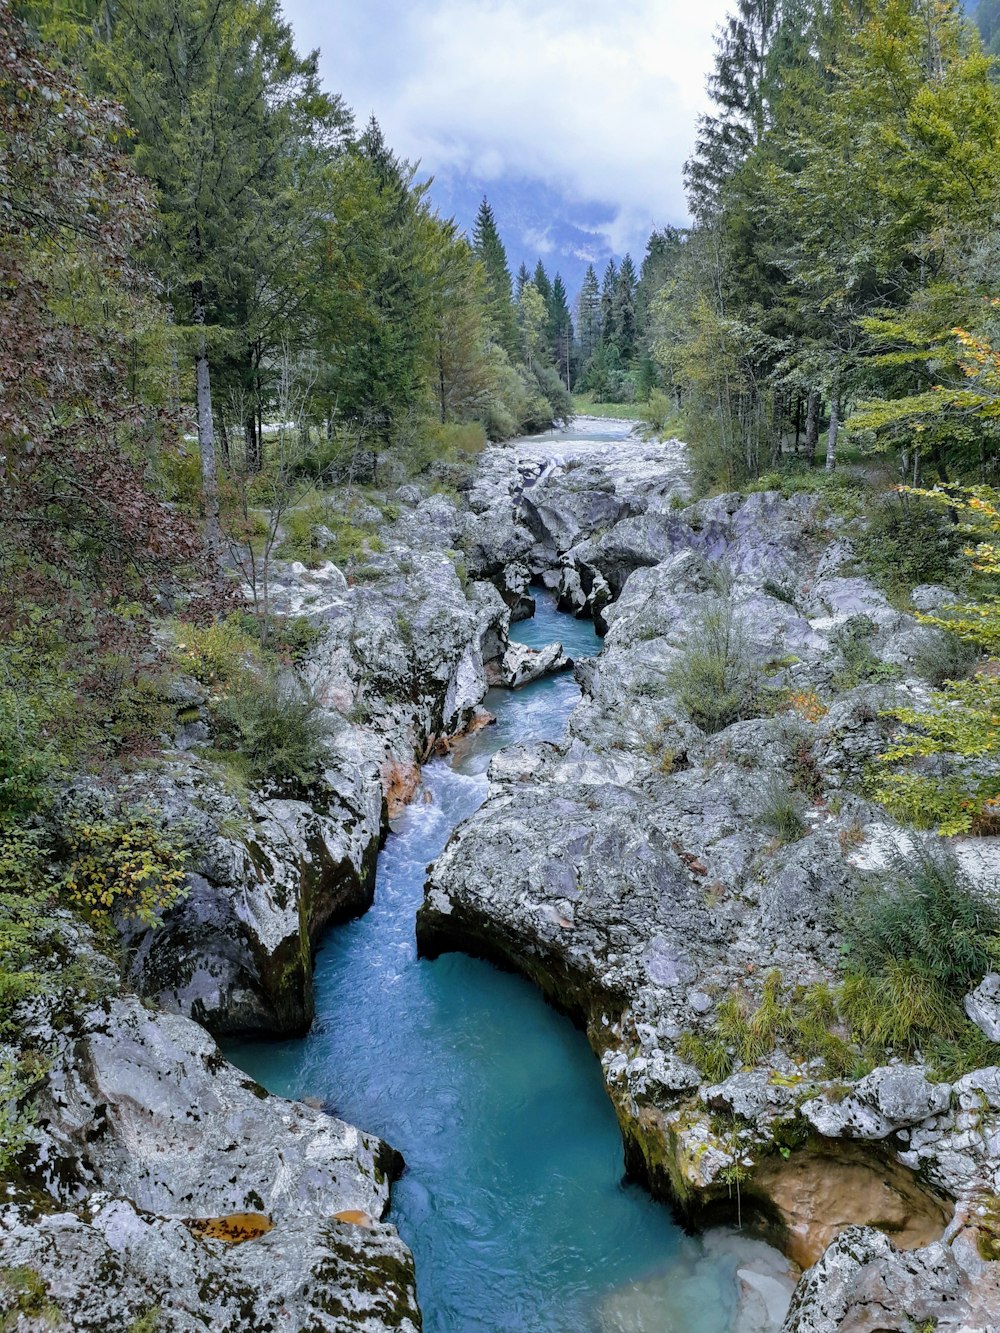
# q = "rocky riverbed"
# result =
<box><xmin>4</xmin><ymin>416</ymin><xmax>1000</xmax><ymax>1329</ymax></box>
<box><xmin>423</xmin><ymin>421</ymin><xmax>1000</xmax><ymax>1330</ymax></box>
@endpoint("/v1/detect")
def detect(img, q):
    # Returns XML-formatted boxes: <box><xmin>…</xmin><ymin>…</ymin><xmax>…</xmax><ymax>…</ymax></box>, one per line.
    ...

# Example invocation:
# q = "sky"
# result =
<box><xmin>282</xmin><ymin>0</ymin><xmax>732</xmax><ymax>295</ymax></box>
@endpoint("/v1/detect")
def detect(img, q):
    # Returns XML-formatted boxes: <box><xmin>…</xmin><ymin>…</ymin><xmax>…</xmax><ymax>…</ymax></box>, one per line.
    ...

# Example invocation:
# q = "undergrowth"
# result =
<box><xmin>683</xmin><ymin>847</ymin><xmax>1000</xmax><ymax>1082</ymax></box>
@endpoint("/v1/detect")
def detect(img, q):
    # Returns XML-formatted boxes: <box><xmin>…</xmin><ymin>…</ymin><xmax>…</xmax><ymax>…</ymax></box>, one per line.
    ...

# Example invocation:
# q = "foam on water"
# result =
<box><xmin>225</xmin><ymin>590</ymin><xmax>794</xmax><ymax>1331</ymax></box>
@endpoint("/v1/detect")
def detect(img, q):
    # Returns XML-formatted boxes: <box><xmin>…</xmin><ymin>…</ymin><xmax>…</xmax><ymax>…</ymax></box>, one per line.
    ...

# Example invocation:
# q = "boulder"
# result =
<box><xmin>2</xmin><ymin>996</ymin><xmax>419</xmax><ymax>1331</ymax></box>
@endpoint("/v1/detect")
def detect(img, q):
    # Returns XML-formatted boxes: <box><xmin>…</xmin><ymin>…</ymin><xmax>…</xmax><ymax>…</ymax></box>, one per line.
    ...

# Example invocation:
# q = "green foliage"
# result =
<box><xmin>0</xmin><ymin>825</ymin><xmax>55</xmax><ymax>1028</ymax></box>
<box><xmin>830</xmin><ymin>617</ymin><xmax>901</xmax><ymax>692</ymax></box>
<box><xmin>175</xmin><ymin>617</ymin><xmax>264</xmax><ymax>689</ymax></box>
<box><xmin>911</xmin><ymin>629</ymin><xmax>980</xmax><ymax>688</ymax></box>
<box><xmin>677</xmin><ymin>1031</ymin><xmax>733</xmax><ymax>1084</ymax></box>
<box><xmin>276</xmin><ymin>496</ymin><xmax>382</xmax><ymax>568</ymax></box>
<box><xmin>639</xmin><ymin>390</ymin><xmax>677</xmax><ymax>438</ymax></box>
<box><xmin>212</xmin><ymin>675</ymin><xmax>329</xmax><ymax>787</ymax></box>
<box><xmin>853</xmin><ymin>494</ymin><xmax>966</xmax><ymax>597</ymax></box>
<box><xmin>757</xmin><ymin>779</ymin><xmax>807</xmax><ymax>844</ymax></box>
<box><xmin>667</xmin><ymin>605</ymin><xmax>761</xmax><ymax>733</ymax></box>
<box><xmin>842</xmin><ymin>848</ymin><xmax>1000</xmax><ymax>997</ymax></box>
<box><xmin>61</xmin><ymin>803</ymin><xmax>189</xmax><ymax>927</ymax></box>
<box><xmin>0</xmin><ymin>1058</ymin><xmax>43</xmax><ymax>1177</ymax></box>
<box><xmin>690</xmin><ymin>853</ymin><xmax>1000</xmax><ymax>1078</ymax></box>
<box><xmin>872</xmin><ymin>674</ymin><xmax>1000</xmax><ymax>834</ymax></box>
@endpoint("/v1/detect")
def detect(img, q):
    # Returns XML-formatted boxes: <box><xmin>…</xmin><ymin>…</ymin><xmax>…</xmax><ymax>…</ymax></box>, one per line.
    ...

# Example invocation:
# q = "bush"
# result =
<box><xmin>639</xmin><ymin>389</ymin><xmax>676</xmax><ymax>438</ymax></box>
<box><xmin>175</xmin><ymin>617</ymin><xmax>263</xmax><ymax>689</ymax></box>
<box><xmin>912</xmin><ymin>628</ymin><xmax>980</xmax><ymax>686</ymax></box>
<box><xmin>0</xmin><ymin>824</ymin><xmax>55</xmax><ymax>1028</ymax></box>
<box><xmin>61</xmin><ymin>802</ymin><xmax>189</xmax><ymax>927</ymax></box>
<box><xmin>667</xmin><ymin>605</ymin><xmax>760</xmax><ymax>733</ymax></box>
<box><xmin>830</xmin><ymin>616</ymin><xmax>900</xmax><ymax>691</ymax></box>
<box><xmin>212</xmin><ymin>673</ymin><xmax>329</xmax><ymax>787</ymax></box>
<box><xmin>842</xmin><ymin>846</ymin><xmax>1000</xmax><ymax>996</ymax></box>
<box><xmin>854</xmin><ymin>492</ymin><xmax>965</xmax><ymax>595</ymax></box>
<box><xmin>0</xmin><ymin>694</ymin><xmax>54</xmax><ymax>822</ymax></box>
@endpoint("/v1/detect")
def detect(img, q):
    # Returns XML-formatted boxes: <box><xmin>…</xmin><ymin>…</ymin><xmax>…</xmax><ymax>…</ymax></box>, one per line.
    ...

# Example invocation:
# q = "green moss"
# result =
<box><xmin>0</xmin><ymin>1266</ymin><xmax>61</xmax><ymax>1326</ymax></box>
<box><xmin>127</xmin><ymin>1308</ymin><xmax>162</xmax><ymax>1333</ymax></box>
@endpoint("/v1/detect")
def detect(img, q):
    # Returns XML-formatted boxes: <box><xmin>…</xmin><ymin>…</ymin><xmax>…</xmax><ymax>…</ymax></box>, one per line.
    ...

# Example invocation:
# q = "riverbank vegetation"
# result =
<box><xmin>0</xmin><ymin>0</ymin><xmax>573</xmax><ymax>1082</ymax></box>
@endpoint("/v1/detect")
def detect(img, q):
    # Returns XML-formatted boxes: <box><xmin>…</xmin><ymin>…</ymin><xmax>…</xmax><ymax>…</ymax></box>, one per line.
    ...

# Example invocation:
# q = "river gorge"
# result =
<box><xmin>4</xmin><ymin>417</ymin><xmax>1000</xmax><ymax>1331</ymax></box>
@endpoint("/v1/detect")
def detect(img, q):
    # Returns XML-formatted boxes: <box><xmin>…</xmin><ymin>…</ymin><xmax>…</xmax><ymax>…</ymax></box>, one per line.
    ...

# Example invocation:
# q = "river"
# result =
<box><xmin>226</xmin><ymin>502</ymin><xmax>790</xmax><ymax>1331</ymax></box>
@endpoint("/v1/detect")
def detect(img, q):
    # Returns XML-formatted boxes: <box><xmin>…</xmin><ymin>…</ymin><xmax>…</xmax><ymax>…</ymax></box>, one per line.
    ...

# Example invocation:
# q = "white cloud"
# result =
<box><xmin>522</xmin><ymin>226</ymin><xmax>555</xmax><ymax>255</ymax></box>
<box><xmin>283</xmin><ymin>0</ymin><xmax>730</xmax><ymax>255</ymax></box>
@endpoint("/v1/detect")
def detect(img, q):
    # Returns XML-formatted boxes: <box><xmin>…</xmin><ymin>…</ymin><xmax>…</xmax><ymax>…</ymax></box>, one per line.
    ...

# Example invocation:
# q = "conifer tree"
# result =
<box><xmin>547</xmin><ymin>274</ymin><xmax>573</xmax><ymax>385</ymax></box>
<box><xmin>613</xmin><ymin>255</ymin><xmax>638</xmax><ymax>361</ymax></box>
<box><xmin>515</xmin><ymin>262</ymin><xmax>531</xmax><ymax>299</ymax></box>
<box><xmin>533</xmin><ymin>260</ymin><xmax>552</xmax><ymax>307</ymax></box>
<box><xmin>472</xmin><ymin>197</ymin><xmax>518</xmax><ymax>359</ymax></box>
<box><xmin>576</xmin><ymin>265</ymin><xmax>602</xmax><ymax>370</ymax></box>
<box><xmin>600</xmin><ymin>259</ymin><xmax>618</xmax><ymax>348</ymax></box>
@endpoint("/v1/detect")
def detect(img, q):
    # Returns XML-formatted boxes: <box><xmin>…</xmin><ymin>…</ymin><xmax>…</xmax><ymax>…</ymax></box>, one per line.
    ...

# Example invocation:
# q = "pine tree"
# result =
<box><xmin>600</xmin><ymin>259</ymin><xmax>618</xmax><ymax>348</ymax></box>
<box><xmin>576</xmin><ymin>265</ymin><xmax>602</xmax><ymax>370</ymax></box>
<box><xmin>473</xmin><ymin>198</ymin><xmax>518</xmax><ymax>359</ymax></box>
<box><xmin>515</xmin><ymin>262</ymin><xmax>531</xmax><ymax>299</ymax></box>
<box><xmin>613</xmin><ymin>255</ymin><xmax>638</xmax><ymax>361</ymax></box>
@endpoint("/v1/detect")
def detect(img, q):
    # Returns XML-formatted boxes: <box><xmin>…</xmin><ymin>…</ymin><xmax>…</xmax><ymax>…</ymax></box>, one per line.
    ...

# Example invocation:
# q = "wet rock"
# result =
<box><xmin>500</xmin><ymin>639</ymin><xmax>570</xmax><ymax>688</ymax></box>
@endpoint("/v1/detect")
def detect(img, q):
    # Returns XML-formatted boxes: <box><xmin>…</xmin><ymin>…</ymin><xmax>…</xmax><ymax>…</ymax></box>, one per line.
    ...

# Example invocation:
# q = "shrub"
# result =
<box><xmin>175</xmin><ymin>617</ymin><xmax>262</xmax><ymax>689</ymax></box>
<box><xmin>0</xmin><ymin>691</ymin><xmax>56</xmax><ymax>821</ymax></box>
<box><xmin>640</xmin><ymin>389</ymin><xmax>676</xmax><ymax>438</ymax></box>
<box><xmin>212</xmin><ymin>674</ymin><xmax>329</xmax><ymax>787</ymax></box>
<box><xmin>0</xmin><ymin>824</ymin><xmax>55</xmax><ymax>1028</ymax></box>
<box><xmin>841</xmin><ymin>846</ymin><xmax>1000</xmax><ymax>997</ymax></box>
<box><xmin>831</xmin><ymin>616</ymin><xmax>900</xmax><ymax>691</ymax></box>
<box><xmin>61</xmin><ymin>802</ymin><xmax>189</xmax><ymax>927</ymax></box>
<box><xmin>912</xmin><ymin>628</ymin><xmax>980</xmax><ymax>687</ymax></box>
<box><xmin>0</xmin><ymin>1057</ymin><xmax>43</xmax><ymax>1176</ymax></box>
<box><xmin>668</xmin><ymin>605</ymin><xmax>760</xmax><ymax>733</ymax></box>
<box><xmin>854</xmin><ymin>492</ymin><xmax>965</xmax><ymax>595</ymax></box>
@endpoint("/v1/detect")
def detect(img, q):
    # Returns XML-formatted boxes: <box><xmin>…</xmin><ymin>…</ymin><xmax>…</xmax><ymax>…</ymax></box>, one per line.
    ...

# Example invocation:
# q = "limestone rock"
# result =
<box><xmin>966</xmin><ymin>974</ymin><xmax>1000</xmax><ymax>1043</ymax></box>
<box><xmin>1</xmin><ymin>996</ymin><xmax>419</xmax><ymax>1330</ymax></box>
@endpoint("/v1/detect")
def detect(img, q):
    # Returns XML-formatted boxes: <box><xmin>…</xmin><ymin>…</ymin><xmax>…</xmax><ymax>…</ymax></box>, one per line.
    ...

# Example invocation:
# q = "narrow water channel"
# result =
<box><xmin>226</xmin><ymin>595</ymin><xmax>785</xmax><ymax>1331</ymax></box>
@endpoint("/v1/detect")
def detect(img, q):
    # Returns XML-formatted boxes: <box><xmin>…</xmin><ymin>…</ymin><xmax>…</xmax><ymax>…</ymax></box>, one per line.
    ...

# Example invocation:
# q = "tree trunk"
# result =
<box><xmin>794</xmin><ymin>394</ymin><xmax>802</xmax><ymax>453</ymax></box>
<box><xmin>192</xmin><ymin>285</ymin><xmax>222</xmax><ymax>555</ymax></box>
<box><xmin>825</xmin><ymin>392</ymin><xmax>840</xmax><ymax>473</ymax></box>
<box><xmin>804</xmin><ymin>389</ymin><xmax>820</xmax><ymax>465</ymax></box>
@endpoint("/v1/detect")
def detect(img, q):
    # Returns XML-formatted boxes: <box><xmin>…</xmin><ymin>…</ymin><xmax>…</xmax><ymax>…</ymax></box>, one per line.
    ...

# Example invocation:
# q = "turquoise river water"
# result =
<box><xmin>226</xmin><ymin>594</ymin><xmax>778</xmax><ymax>1331</ymax></box>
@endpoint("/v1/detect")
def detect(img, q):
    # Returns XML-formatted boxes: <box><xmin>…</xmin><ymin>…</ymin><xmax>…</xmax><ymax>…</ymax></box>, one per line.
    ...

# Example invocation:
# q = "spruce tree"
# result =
<box><xmin>515</xmin><ymin>262</ymin><xmax>531</xmax><ymax>300</ymax></box>
<box><xmin>613</xmin><ymin>255</ymin><xmax>638</xmax><ymax>361</ymax></box>
<box><xmin>600</xmin><ymin>259</ymin><xmax>618</xmax><ymax>348</ymax></box>
<box><xmin>684</xmin><ymin>0</ymin><xmax>787</xmax><ymax>221</ymax></box>
<box><xmin>533</xmin><ymin>260</ymin><xmax>552</xmax><ymax>307</ymax></box>
<box><xmin>547</xmin><ymin>274</ymin><xmax>573</xmax><ymax>386</ymax></box>
<box><xmin>576</xmin><ymin>265</ymin><xmax>602</xmax><ymax>370</ymax></box>
<box><xmin>473</xmin><ymin>197</ymin><xmax>518</xmax><ymax>359</ymax></box>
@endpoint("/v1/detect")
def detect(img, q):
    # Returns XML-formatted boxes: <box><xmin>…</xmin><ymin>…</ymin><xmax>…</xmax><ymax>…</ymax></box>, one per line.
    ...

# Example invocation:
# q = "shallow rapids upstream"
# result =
<box><xmin>227</xmin><ymin>593</ymin><xmax>789</xmax><ymax>1331</ymax></box>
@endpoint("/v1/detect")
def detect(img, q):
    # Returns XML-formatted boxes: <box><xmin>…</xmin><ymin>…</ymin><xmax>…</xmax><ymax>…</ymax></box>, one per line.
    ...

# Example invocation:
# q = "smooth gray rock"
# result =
<box><xmin>2</xmin><ymin>996</ymin><xmax>419</xmax><ymax>1331</ymax></box>
<box><xmin>966</xmin><ymin>973</ymin><xmax>1000</xmax><ymax>1043</ymax></box>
